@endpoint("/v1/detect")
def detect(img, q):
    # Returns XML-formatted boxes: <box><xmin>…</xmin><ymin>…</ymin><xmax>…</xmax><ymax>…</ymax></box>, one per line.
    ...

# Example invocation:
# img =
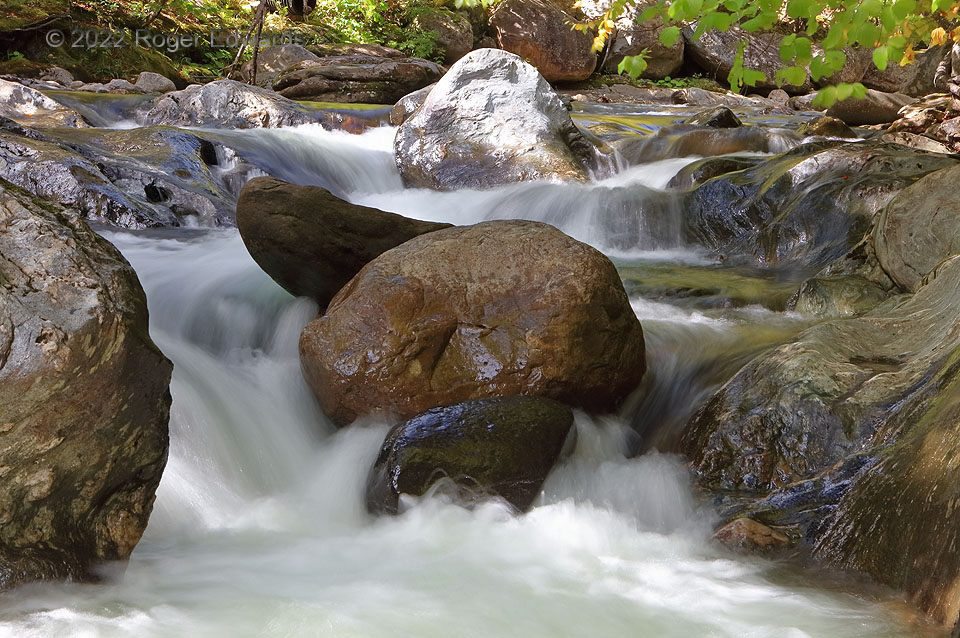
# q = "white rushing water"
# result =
<box><xmin>0</xmin><ymin>122</ymin><xmax>926</xmax><ymax>637</ymax></box>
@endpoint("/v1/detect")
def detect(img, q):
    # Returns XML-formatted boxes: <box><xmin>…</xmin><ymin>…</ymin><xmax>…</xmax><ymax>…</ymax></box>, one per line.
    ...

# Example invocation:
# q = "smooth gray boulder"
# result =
<box><xmin>0</xmin><ymin>181</ymin><xmax>171</xmax><ymax>588</ymax></box>
<box><xmin>0</xmin><ymin>79</ymin><xmax>87</xmax><ymax>128</ymax></box>
<box><xmin>239</xmin><ymin>44</ymin><xmax>319</xmax><ymax>88</ymax></box>
<box><xmin>135</xmin><ymin>71</ymin><xmax>177</xmax><ymax>93</ymax></box>
<box><xmin>394</xmin><ymin>49</ymin><xmax>605</xmax><ymax>190</ymax></box>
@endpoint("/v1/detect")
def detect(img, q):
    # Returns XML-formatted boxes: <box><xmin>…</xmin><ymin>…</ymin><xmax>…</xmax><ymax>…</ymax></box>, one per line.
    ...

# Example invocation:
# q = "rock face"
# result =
<box><xmin>139</xmin><ymin>79</ymin><xmax>322</xmax><ymax>128</ymax></box>
<box><xmin>682</xmin><ymin>141</ymin><xmax>958</xmax><ymax>269</ymax></box>
<box><xmin>875</xmin><ymin>164</ymin><xmax>960</xmax><ymax>293</ymax></box>
<box><xmin>236</xmin><ymin>176</ymin><xmax>451</xmax><ymax>308</ymax></box>
<box><xmin>394</xmin><ymin>49</ymin><xmax>604</xmax><ymax>190</ymax></box>
<box><xmin>366</xmin><ymin>396</ymin><xmax>575</xmax><ymax>514</ymax></box>
<box><xmin>606</xmin><ymin>17</ymin><xmax>684</xmax><ymax>79</ymax></box>
<box><xmin>273</xmin><ymin>55</ymin><xmax>442</xmax><ymax>104</ymax></box>
<box><xmin>238</xmin><ymin>44</ymin><xmax>320</xmax><ymax>88</ymax></box>
<box><xmin>714</xmin><ymin>518</ymin><xmax>790</xmax><ymax>552</ymax></box>
<box><xmin>0</xmin><ymin>79</ymin><xmax>88</xmax><ymax>128</ymax></box>
<box><xmin>490</xmin><ymin>0</ymin><xmax>597</xmax><ymax>82</ymax></box>
<box><xmin>683</xmin><ymin>26</ymin><xmax>811</xmax><ymax>93</ymax></box>
<box><xmin>684</xmin><ymin>106</ymin><xmax>742</xmax><ymax>128</ymax></box>
<box><xmin>681</xmin><ymin>245</ymin><xmax>960</xmax><ymax>492</ymax></box>
<box><xmin>410</xmin><ymin>9</ymin><xmax>474</xmax><ymax>64</ymax></box>
<box><xmin>389</xmin><ymin>84</ymin><xmax>434</xmax><ymax>125</ymax></box>
<box><xmin>0</xmin><ymin>181</ymin><xmax>171</xmax><ymax>588</ymax></box>
<box><xmin>300</xmin><ymin>220</ymin><xmax>646</xmax><ymax>426</ymax></box>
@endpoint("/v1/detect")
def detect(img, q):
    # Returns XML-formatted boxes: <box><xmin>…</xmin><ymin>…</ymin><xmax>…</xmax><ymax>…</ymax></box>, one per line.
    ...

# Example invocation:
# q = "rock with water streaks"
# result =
<box><xmin>366</xmin><ymin>396</ymin><xmax>576</xmax><ymax>514</ymax></box>
<box><xmin>236</xmin><ymin>176</ymin><xmax>451</xmax><ymax>308</ymax></box>
<box><xmin>394</xmin><ymin>48</ymin><xmax>605</xmax><ymax>190</ymax></box>
<box><xmin>0</xmin><ymin>78</ymin><xmax>88</xmax><ymax>128</ymax></box>
<box><xmin>300</xmin><ymin>220</ymin><xmax>645</xmax><ymax>426</ymax></box>
<box><xmin>0</xmin><ymin>181</ymin><xmax>171</xmax><ymax>588</ymax></box>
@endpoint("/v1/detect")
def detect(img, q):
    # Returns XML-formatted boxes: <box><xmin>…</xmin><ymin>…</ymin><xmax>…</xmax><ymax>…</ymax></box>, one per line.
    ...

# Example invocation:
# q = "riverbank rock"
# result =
<box><xmin>0</xmin><ymin>79</ymin><xmax>88</xmax><ymax>128</ymax></box>
<box><xmin>237</xmin><ymin>44</ymin><xmax>320</xmax><ymax>88</ymax></box>
<box><xmin>684</xmin><ymin>106</ymin><xmax>742</xmax><ymax>128</ymax></box>
<box><xmin>811</xmin><ymin>260</ymin><xmax>960</xmax><ymax>624</ymax></box>
<box><xmin>0</xmin><ymin>181</ymin><xmax>171</xmax><ymax>588</ymax></box>
<box><xmin>0</xmin><ymin>125</ymin><xmax>238</xmax><ymax>228</ymax></box>
<box><xmin>273</xmin><ymin>55</ymin><xmax>442</xmax><ymax>104</ymax></box>
<box><xmin>300</xmin><ymin>220</ymin><xmax>645</xmax><ymax>426</ymax></box>
<box><xmin>616</xmin><ymin>125</ymin><xmax>799</xmax><ymax>165</ymax></box>
<box><xmin>683</xmin><ymin>25</ymin><xmax>811</xmax><ymax>93</ymax></box>
<box><xmin>394</xmin><ymin>49</ymin><xmax>605</xmax><ymax>190</ymax></box>
<box><xmin>682</xmin><ymin>141</ymin><xmax>958</xmax><ymax>269</ymax></box>
<box><xmin>236</xmin><ymin>176</ymin><xmax>451</xmax><ymax>308</ymax></box>
<box><xmin>824</xmin><ymin>90</ymin><xmax>915</xmax><ymax>126</ymax></box>
<box><xmin>714</xmin><ymin>517</ymin><xmax>791</xmax><ymax>552</ymax></box>
<box><xmin>139</xmin><ymin>79</ymin><xmax>322</xmax><ymax>128</ymax></box>
<box><xmin>389</xmin><ymin>84</ymin><xmax>433</xmax><ymax>125</ymax></box>
<box><xmin>875</xmin><ymin>163</ymin><xmax>960</xmax><ymax>293</ymax></box>
<box><xmin>134</xmin><ymin>71</ymin><xmax>178</xmax><ymax>94</ymax></box>
<box><xmin>410</xmin><ymin>8</ymin><xmax>474</xmax><ymax>64</ymax></box>
<box><xmin>490</xmin><ymin>0</ymin><xmax>597</xmax><ymax>82</ymax></box>
<box><xmin>681</xmin><ymin>248</ymin><xmax>960</xmax><ymax>492</ymax></box>
<box><xmin>797</xmin><ymin>115</ymin><xmax>856</xmax><ymax>138</ymax></box>
<box><xmin>366</xmin><ymin>396</ymin><xmax>575</xmax><ymax>514</ymax></box>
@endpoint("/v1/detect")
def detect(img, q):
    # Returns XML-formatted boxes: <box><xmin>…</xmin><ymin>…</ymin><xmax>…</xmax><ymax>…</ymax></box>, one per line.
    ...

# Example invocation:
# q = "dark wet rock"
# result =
<box><xmin>667</xmin><ymin>156</ymin><xmax>765</xmax><ymax>190</ymax></box>
<box><xmin>825</xmin><ymin>90</ymin><xmax>915</xmax><ymax>126</ymax></box>
<box><xmin>236</xmin><ymin>176</ymin><xmax>451</xmax><ymax>308</ymax></box>
<box><xmin>887</xmin><ymin>94</ymin><xmax>952</xmax><ymax>134</ymax></box>
<box><xmin>394</xmin><ymin>49</ymin><xmax>605</xmax><ymax>190</ymax></box>
<box><xmin>811</xmin><ymin>262</ymin><xmax>960</xmax><ymax>623</ymax></box>
<box><xmin>879</xmin><ymin>131</ymin><xmax>951</xmax><ymax>154</ymax></box>
<box><xmin>681</xmin><ymin>253</ymin><xmax>960</xmax><ymax>493</ymax></box>
<box><xmin>410</xmin><ymin>8</ymin><xmax>474</xmax><ymax>64</ymax></box>
<box><xmin>490</xmin><ymin>0</ymin><xmax>597</xmax><ymax>82</ymax></box>
<box><xmin>300</xmin><ymin>220</ymin><xmax>645</xmax><ymax>426</ymax></box>
<box><xmin>672</xmin><ymin>86</ymin><xmax>774</xmax><ymax>108</ymax></box>
<box><xmin>682</xmin><ymin>141</ymin><xmax>958</xmax><ymax>269</ymax></box>
<box><xmin>238</xmin><ymin>44</ymin><xmax>320</xmax><ymax>88</ymax></box>
<box><xmin>0</xmin><ymin>125</ymin><xmax>238</xmax><ymax>228</ymax></box>
<box><xmin>683</xmin><ymin>25</ymin><xmax>811</xmax><ymax>93</ymax></box>
<box><xmin>684</xmin><ymin>106</ymin><xmax>742</xmax><ymax>128</ymax></box>
<box><xmin>134</xmin><ymin>71</ymin><xmax>177</xmax><ymax>94</ymax></box>
<box><xmin>875</xmin><ymin>164</ymin><xmax>960</xmax><ymax>293</ymax></box>
<box><xmin>389</xmin><ymin>83</ymin><xmax>433</xmax><ymax>125</ymax></box>
<box><xmin>273</xmin><ymin>55</ymin><xmax>442</xmax><ymax>104</ymax></box>
<box><xmin>797</xmin><ymin>115</ymin><xmax>856</xmax><ymax>138</ymax></box>
<box><xmin>366</xmin><ymin>396</ymin><xmax>575</xmax><ymax>514</ymax></box>
<box><xmin>139</xmin><ymin>79</ymin><xmax>323</xmax><ymax>129</ymax></box>
<box><xmin>714</xmin><ymin>517</ymin><xmax>791</xmax><ymax>552</ymax></box>
<box><xmin>0</xmin><ymin>78</ymin><xmax>88</xmax><ymax>128</ymax></box>
<box><xmin>0</xmin><ymin>181</ymin><xmax>171</xmax><ymax>589</ymax></box>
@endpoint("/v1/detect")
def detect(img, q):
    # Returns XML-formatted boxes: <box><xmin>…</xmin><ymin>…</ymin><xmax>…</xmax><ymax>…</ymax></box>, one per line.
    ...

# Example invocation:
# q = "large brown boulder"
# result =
<box><xmin>824</xmin><ymin>89</ymin><xmax>915</xmax><ymax>126</ymax></box>
<box><xmin>239</xmin><ymin>44</ymin><xmax>320</xmax><ymax>88</ymax></box>
<box><xmin>410</xmin><ymin>8</ymin><xmax>474</xmax><ymax>64</ymax></box>
<box><xmin>236</xmin><ymin>176</ymin><xmax>451</xmax><ymax>308</ymax></box>
<box><xmin>394</xmin><ymin>48</ymin><xmax>605</xmax><ymax>190</ymax></box>
<box><xmin>366</xmin><ymin>396</ymin><xmax>575</xmax><ymax>514</ymax></box>
<box><xmin>0</xmin><ymin>181</ymin><xmax>171</xmax><ymax>587</ymax></box>
<box><xmin>300</xmin><ymin>220</ymin><xmax>646</xmax><ymax>426</ymax></box>
<box><xmin>490</xmin><ymin>0</ymin><xmax>597</xmax><ymax>82</ymax></box>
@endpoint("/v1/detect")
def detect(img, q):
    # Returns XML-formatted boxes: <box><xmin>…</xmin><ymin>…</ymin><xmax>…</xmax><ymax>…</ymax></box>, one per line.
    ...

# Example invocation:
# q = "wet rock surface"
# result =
<box><xmin>273</xmin><ymin>55</ymin><xmax>442</xmax><ymax>104</ymax></box>
<box><xmin>300</xmin><ymin>220</ymin><xmax>645</xmax><ymax>426</ymax></box>
<box><xmin>365</xmin><ymin>396</ymin><xmax>575</xmax><ymax>514</ymax></box>
<box><xmin>0</xmin><ymin>181</ymin><xmax>171</xmax><ymax>588</ymax></box>
<box><xmin>0</xmin><ymin>78</ymin><xmax>88</xmax><ymax>128</ymax></box>
<box><xmin>236</xmin><ymin>176</ymin><xmax>451</xmax><ymax>308</ymax></box>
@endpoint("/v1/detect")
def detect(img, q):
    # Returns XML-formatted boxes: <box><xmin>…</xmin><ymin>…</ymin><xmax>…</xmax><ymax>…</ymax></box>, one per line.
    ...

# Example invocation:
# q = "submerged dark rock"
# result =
<box><xmin>684</xmin><ymin>106</ymin><xmax>742</xmax><ymax>128</ymax></box>
<box><xmin>300</xmin><ymin>220</ymin><xmax>645</xmax><ymax>426</ymax></box>
<box><xmin>366</xmin><ymin>396</ymin><xmax>575</xmax><ymax>514</ymax></box>
<box><xmin>0</xmin><ymin>181</ymin><xmax>171</xmax><ymax>588</ymax></box>
<box><xmin>236</xmin><ymin>176</ymin><xmax>451</xmax><ymax>308</ymax></box>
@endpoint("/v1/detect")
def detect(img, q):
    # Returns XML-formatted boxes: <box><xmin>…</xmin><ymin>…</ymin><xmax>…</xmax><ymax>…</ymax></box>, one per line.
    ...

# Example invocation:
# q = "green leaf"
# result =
<box><xmin>873</xmin><ymin>45</ymin><xmax>889</xmax><ymax>71</ymax></box>
<box><xmin>659</xmin><ymin>25</ymin><xmax>681</xmax><ymax>47</ymax></box>
<box><xmin>854</xmin><ymin>22</ymin><xmax>880</xmax><ymax>46</ymax></box>
<box><xmin>742</xmin><ymin>68</ymin><xmax>767</xmax><ymax>86</ymax></box>
<box><xmin>794</xmin><ymin>36</ymin><xmax>812</xmax><ymax>64</ymax></box>
<box><xmin>617</xmin><ymin>54</ymin><xmax>648</xmax><ymax>79</ymax></box>
<box><xmin>850</xmin><ymin>82</ymin><xmax>867</xmax><ymax>99</ymax></box>
<box><xmin>779</xmin><ymin>34</ymin><xmax>797</xmax><ymax>62</ymax></box>
<box><xmin>836</xmin><ymin>82</ymin><xmax>855</xmax><ymax>100</ymax></box>
<box><xmin>812</xmin><ymin>85</ymin><xmax>838</xmax><ymax>108</ymax></box>
<box><xmin>777</xmin><ymin>65</ymin><xmax>807</xmax><ymax>87</ymax></box>
<box><xmin>892</xmin><ymin>0</ymin><xmax>915</xmax><ymax>19</ymax></box>
<box><xmin>786</xmin><ymin>0</ymin><xmax>810</xmax><ymax>18</ymax></box>
<box><xmin>822</xmin><ymin>25</ymin><xmax>846</xmax><ymax>50</ymax></box>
